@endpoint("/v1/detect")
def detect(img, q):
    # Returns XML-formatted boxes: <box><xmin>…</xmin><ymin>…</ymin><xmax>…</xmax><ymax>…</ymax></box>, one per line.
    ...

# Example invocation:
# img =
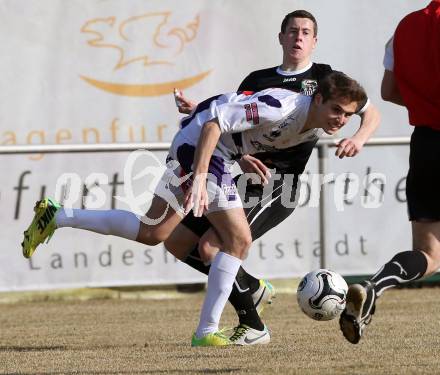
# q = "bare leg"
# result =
<box><xmin>163</xmin><ymin>224</ymin><xmax>200</xmax><ymax>260</ymax></box>
<box><xmin>412</xmin><ymin>221</ymin><xmax>440</xmax><ymax>275</ymax></box>
<box><xmin>194</xmin><ymin>207</ymin><xmax>252</xmax><ymax>338</ymax></box>
<box><xmin>198</xmin><ymin>228</ymin><xmax>222</xmax><ymax>263</ymax></box>
<box><xmin>136</xmin><ymin>195</ymin><xmax>184</xmax><ymax>245</ymax></box>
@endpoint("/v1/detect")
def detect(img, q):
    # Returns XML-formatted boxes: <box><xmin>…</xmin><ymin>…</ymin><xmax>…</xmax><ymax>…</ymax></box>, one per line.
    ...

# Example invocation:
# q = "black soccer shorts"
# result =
<box><xmin>181</xmin><ymin>175</ymin><xmax>300</xmax><ymax>241</ymax></box>
<box><xmin>406</xmin><ymin>126</ymin><xmax>440</xmax><ymax>221</ymax></box>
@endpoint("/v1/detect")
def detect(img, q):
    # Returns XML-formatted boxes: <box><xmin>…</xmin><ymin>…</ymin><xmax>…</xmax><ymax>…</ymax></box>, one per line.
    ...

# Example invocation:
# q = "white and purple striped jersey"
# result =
<box><xmin>171</xmin><ymin>88</ymin><xmax>322</xmax><ymax>164</ymax></box>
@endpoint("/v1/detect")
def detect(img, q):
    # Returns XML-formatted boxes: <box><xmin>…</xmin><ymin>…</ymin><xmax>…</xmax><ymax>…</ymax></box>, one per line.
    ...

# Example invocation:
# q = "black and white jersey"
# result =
<box><xmin>180</xmin><ymin>63</ymin><xmax>357</xmax><ymax>240</ymax></box>
<box><xmin>238</xmin><ymin>62</ymin><xmax>332</xmax><ymax>96</ymax></box>
<box><xmin>236</xmin><ymin>62</ymin><xmax>332</xmax><ymax>174</ymax></box>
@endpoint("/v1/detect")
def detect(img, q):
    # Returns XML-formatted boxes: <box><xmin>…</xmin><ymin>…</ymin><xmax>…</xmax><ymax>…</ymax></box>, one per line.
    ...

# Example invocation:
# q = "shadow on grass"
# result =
<box><xmin>3</xmin><ymin>371</ymin><xmax>242</xmax><ymax>375</ymax></box>
<box><xmin>0</xmin><ymin>345</ymin><xmax>66</xmax><ymax>352</ymax></box>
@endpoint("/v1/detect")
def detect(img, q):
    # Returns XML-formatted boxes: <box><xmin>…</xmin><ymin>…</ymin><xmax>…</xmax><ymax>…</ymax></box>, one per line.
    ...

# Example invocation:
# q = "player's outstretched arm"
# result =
<box><xmin>335</xmin><ymin>103</ymin><xmax>381</xmax><ymax>158</ymax></box>
<box><xmin>174</xmin><ymin>89</ymin><xmax>197</xmax><ymax>114</ymax></box>
<box><xmin>184</xmin><ymin>119</ymin><xmax>221</xmax><ymax>217</ymax></box>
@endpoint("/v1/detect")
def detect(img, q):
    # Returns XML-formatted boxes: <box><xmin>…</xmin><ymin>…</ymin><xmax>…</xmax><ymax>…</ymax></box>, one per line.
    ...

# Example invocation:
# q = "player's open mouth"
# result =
<box><xmin>327</xmin><ymin>122</ymin><xmax>340</xmax><ymax>131</ymax></box>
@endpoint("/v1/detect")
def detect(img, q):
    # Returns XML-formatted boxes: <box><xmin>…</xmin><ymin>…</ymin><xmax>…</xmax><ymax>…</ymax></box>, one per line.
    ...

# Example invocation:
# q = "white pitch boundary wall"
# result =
<box><xmin>0</xmin><ymin>0</ymin><xmax>420</xmax><ymax>291</ymax></box>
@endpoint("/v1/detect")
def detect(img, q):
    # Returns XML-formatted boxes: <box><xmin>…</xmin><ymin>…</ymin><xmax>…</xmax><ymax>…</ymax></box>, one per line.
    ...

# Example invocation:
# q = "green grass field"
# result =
<box><xmin>0</xmin><ymin>288</ymin><xmax>439</xmax><ymax>374</ymax></box>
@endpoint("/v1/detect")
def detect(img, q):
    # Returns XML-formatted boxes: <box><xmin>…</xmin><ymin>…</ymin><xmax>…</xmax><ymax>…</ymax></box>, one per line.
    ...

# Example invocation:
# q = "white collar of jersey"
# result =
<box><xmin>276</xmin><ymin>62</ymin><xmax>313</xmax><ymax>76</ymax></box>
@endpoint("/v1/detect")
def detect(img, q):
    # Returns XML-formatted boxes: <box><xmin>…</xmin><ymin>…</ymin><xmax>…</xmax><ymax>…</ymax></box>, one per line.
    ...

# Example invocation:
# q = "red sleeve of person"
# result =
<box><xmin>393</xmin><ymin>0</ymin><xmax>440</xmax><ymax>128</ymax></box>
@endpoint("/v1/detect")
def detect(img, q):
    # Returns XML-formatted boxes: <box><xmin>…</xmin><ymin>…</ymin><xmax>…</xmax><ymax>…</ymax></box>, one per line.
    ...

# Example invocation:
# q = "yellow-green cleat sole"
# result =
<box><xmin>191</xmin><ymin>331</ymin><xmax>232</xmax><ymax>347</ymax></box>
<box><xmin>22</xmin><ymin>198</ymin><xmax>61</xmax><ymax>258</ymax></box>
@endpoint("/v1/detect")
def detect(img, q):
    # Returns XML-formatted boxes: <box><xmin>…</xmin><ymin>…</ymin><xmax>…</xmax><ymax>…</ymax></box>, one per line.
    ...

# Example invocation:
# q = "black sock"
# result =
<box><xmin>183</xmin><ymin>246</ymin><xmax>260</xmax><ymax>290</ymax></box>
<box><xmin>182</xmin><ymin>246</ymin><xmax>264</xmax><ymax>330</ymax></box>
<box><xmin>182</xmin><ymin>246</ymin><xmax>211</xmax><ymax>275</ymax></box>
<box><xmin>371</xmin><ymin>250</ymin><xmax>428</xmax><ymax>297</ymax></box>
<box><xmin>228</xmin><ymin>268</ymin><xmax>264</xmax><ymax>330</ymax></box>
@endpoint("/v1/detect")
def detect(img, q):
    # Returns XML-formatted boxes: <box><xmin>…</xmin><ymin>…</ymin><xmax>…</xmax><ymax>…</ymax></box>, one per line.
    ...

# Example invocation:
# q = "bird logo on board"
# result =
<box><xmin>79</xmin><ymin>11</ymin><xmax>211</xmax><ymax>97</ymax></box>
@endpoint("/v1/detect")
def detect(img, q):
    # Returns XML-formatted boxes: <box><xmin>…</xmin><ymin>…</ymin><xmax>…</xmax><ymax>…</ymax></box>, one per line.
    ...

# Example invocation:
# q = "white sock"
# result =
<box><xmin>55</xmin><ymin>209</ymin><xmax>140</xmax><ymax>241</ymax></box>
<box><xmin>195</xmin><ymin>252</ymin><xmax>242</xmax><ymax>338</ymax></box>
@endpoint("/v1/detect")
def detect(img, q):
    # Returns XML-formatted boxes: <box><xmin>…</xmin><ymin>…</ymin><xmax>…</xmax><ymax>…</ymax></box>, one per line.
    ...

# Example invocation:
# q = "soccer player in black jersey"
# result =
<box><xmin>167</xmin><ymin>10</ymin><xmax>380</xmax><ymax>345</ymax></box>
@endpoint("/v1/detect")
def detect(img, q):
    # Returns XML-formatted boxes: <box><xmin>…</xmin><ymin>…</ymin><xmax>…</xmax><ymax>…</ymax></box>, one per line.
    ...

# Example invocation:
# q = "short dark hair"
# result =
<box><xmin>281</xmin><ymin>10</ymin><xmax>318</xmax><ymax>36</ymax></box>
<box><xmin>316</xmin><ymin>72</ymin><xmax>367</xmax><ymax>108</ymax></box>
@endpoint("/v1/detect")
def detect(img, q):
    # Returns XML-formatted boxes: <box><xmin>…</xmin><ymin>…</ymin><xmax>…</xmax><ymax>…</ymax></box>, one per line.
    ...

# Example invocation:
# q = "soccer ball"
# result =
<box><xmin>297</xmin><ymin>269</ymin><xmax>348</xmax><ymax>321</ymax></box>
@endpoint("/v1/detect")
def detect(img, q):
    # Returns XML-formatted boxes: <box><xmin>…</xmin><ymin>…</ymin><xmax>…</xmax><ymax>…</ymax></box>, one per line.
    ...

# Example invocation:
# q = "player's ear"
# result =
<box><xmin>278</xmin><ymin>32</ymin><xmax>283</xmax><ymax>45</ymax></box>
<box><xmin>314</xmin><ymin>93</ymin><xmax>323</xmax><ymax>105</ymax></box>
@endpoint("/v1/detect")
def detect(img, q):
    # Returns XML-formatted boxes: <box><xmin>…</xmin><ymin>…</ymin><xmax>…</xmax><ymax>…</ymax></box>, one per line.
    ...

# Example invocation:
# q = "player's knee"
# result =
<box><xmin>241</xmin><ymin>230</ymin><xmax>253</xmax><ymax>247</ymax></box>
<box><xmin>136</xmin><ymin>225</ymin><xmax>168</xmax><ymax>246</ymax></box>
<box><xmin>243</xmin><ymin>232</ymin><xmax>253</xmax><ymax>250</ymax></box>
<box><xmin>223</xmin><ymin>232</ymin><xmax>252</xmax><ymax>259</ymax></box>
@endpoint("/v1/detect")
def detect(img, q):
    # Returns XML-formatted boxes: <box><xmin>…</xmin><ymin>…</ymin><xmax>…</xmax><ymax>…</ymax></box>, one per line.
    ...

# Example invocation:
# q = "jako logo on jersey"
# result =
<box><xmin>79</xmin><ymin>12</ymin><xmax>211</xmax><ymax>97</ymax></box>
<box><xmin>283</xmin><ymin>77</ymin><xmax>297</xmax><ymax>83</ymax></box>
<box><xmin>301</xmin><ymin>79</ymin><xmax>318</xmax><ymax>96</ymax></box>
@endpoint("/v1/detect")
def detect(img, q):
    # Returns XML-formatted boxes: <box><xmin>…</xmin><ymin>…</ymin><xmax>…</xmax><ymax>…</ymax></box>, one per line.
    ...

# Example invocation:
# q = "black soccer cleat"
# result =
<box><xmin>339</xmin><ymin>281</ymin><xmax>376</xmax><ymax>344</ymax></box>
